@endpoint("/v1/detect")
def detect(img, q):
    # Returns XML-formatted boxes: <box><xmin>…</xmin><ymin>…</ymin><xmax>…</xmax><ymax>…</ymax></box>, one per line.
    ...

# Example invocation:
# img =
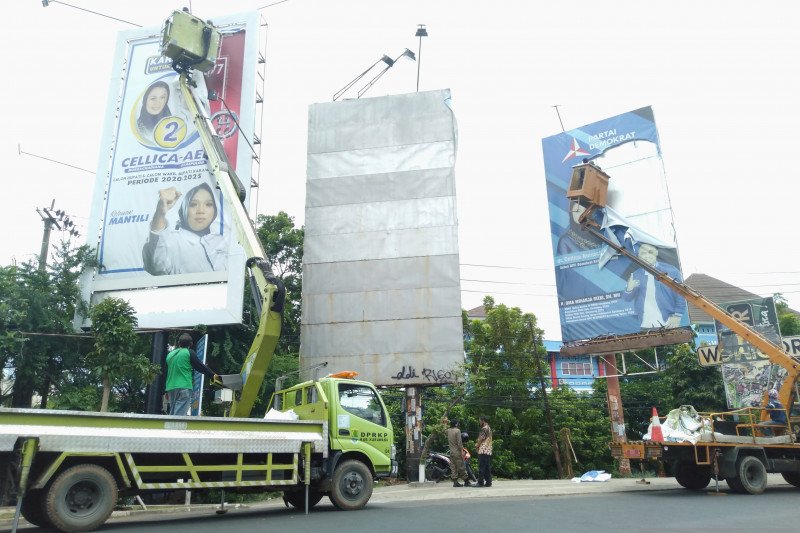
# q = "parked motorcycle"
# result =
<box><xmin>424</xmin><ymin>432</ymin><xmax>477</xmax><ymax>483</ymax></box>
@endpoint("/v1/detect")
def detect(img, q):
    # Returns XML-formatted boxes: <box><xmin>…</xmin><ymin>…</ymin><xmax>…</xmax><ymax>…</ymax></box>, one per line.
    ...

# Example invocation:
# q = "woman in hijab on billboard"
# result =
<box><xmin>142</xmin><ymin>183</ymin><xmax>230</xmax><ymax>276</ymax></box>
<box><xmin>137</xmin><ymin>80</ymin><xmax>172</xmax><ymax>138</ymax></box>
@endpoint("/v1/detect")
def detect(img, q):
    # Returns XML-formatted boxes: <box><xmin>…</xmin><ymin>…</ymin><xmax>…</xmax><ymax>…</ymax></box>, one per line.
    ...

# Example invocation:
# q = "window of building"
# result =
<box><xmin>561</xmin><ymin>361</ymin><xmax>592</xmax><ymax>376</ymax></box>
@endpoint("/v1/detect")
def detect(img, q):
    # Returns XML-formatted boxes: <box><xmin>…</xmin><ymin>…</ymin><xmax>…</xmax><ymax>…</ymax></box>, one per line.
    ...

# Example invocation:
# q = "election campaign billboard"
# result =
<box><xmin>77</xmin><ymin>12</ymin><xmax>260</xmax><ymax>329</ymax></box>
<box><xmin>543</xmin><ymin>107</ymin><xmax>689</xmax><ymax>343</ymax></box>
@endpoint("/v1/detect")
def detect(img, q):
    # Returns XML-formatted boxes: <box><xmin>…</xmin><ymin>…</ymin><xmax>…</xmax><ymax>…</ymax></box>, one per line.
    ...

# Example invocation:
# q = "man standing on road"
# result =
<box><xmin>475</xmin><ymin>415</ymin><xmax>493</xmax><ymax>487</ymax></box>
<box><xmin>446</xmin><ymin>419</ymin><xmax>471</xmax><ymax>487</ymax></box>
<box><xmin>165</xmin><ymin>333</ymin><xmax>219</xmax><ymax>415</ymax></box>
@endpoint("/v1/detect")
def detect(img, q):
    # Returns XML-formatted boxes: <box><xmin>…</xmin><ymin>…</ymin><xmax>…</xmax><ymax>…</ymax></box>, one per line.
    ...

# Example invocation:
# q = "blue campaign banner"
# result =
<box><xmin>191</xmin><ymin>334</ymin><xmax>208</xmax><ymax>416</ymax></box>
<box><xmin>542</xmin><ymin>107</ymin><xmax>689</xmax><ymax>342</ymax></box>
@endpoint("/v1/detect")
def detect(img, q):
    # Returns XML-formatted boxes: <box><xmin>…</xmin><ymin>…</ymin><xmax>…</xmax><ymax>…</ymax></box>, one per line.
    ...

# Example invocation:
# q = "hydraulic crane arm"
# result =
<box><xmin>177</xmin><ymin>70</ymin><xmax>284</xmax><ymax>418</ymax></box>
<box><xmin>580</xmin><ymin>213</ymin><xmax>799</xmax><ymax>407</ymax></box>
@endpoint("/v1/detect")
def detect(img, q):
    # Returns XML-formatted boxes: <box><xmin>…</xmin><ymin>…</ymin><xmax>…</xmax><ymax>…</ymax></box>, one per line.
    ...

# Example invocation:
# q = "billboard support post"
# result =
<box><xmin>603</xmin><ymin>354</ymin><xmax>631</xmax><ymax>476</ymax></box>
<box><xmin>145</xmin><ymin>331</ymin><xmax>168</xmax><ymax>414</ymax></box>
<box><xmin>404</xmin><ymin>386</ymin><xmax>423</xmax><ymax>482</ymax></box>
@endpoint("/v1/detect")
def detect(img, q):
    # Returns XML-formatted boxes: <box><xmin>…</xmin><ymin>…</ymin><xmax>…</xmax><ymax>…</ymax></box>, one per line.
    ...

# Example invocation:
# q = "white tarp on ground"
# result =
<box><xmin>301</xmin><ymin>90</ymin><xmax>464</xmax><ymax>386</ymax></box>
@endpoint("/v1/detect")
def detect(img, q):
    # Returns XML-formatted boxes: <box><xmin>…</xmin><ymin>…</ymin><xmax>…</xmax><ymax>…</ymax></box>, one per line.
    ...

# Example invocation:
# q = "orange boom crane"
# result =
<box><xmin>566</xmin><ymin>161</ymin><xmax>800</xmax><ymax>493</ymax></box>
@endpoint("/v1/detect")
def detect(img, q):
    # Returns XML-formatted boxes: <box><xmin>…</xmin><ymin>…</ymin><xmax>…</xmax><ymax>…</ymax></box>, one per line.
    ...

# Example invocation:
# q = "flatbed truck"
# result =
<box><xmin>0</xmin><ymin>11</ymin><xmax>396</xmax><ymax>532</ymax></box>
<box><xmin>566</xmin><ymin>161</ymin><xmax>800</xmax><ymax>494</ymax></box>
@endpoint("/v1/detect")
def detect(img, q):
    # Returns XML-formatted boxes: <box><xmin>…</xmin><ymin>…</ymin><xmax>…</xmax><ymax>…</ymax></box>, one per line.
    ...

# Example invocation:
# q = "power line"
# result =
<box><xmin>258</xmin><ymin>0</ymin><xmax>291</xmax><ymax>8</ymax></box>
<box><xmin>461</xmin><ymin>289</ymin><xmax>557</xmax><ymax>298</ymax></box>
<box><xmin>462</xmin><ymin>262</ymin><xmax>800</xmax><ymax>278</ymax></box>
<box><xmin>461</xmin><ymin>278</ymin><xmax>555</xmax><ymax>287</ymax></box>
<box><xmin>18</xmin><ymin>145</ymin><xmax>94</xmax><ymax>175</ymax></box>
<box><xmin>461</xmin><ymin>263</ymin><xmax>551</xmax><ymax>271</ymax></box>
<box><xmin>42</xmin><ymin>0</ymin><xmax>142</xmax><ymax>27</ymax></box>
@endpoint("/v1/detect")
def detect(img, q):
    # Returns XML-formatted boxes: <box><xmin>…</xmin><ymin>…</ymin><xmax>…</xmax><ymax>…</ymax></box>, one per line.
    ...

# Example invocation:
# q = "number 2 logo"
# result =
<box><xmin>154</xmin><ymin>117</ymin><xmax>187</xmax><ymax>149</ymax></box>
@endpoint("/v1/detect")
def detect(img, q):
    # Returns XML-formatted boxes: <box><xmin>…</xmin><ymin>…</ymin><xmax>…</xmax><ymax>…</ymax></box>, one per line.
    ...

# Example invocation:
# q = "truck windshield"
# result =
<box><xmin>338</xmin><ymin>383</ymin><xmax>386</xmax><ymax>427</ymax></box>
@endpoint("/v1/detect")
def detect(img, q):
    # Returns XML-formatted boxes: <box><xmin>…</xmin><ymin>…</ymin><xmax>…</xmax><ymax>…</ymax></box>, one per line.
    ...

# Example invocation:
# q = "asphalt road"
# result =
<box><xmin>6</xmin><ymin>484</ymin><xmax>799</xmax><ymax>533</ymax></box>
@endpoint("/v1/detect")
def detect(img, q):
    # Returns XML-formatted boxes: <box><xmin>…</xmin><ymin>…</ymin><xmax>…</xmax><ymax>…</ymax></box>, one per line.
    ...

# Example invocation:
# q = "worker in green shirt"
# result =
<box><xmin>165</xmin><ymin>333</ymin><xmax>218</xmax><ymax>415</ymax></box>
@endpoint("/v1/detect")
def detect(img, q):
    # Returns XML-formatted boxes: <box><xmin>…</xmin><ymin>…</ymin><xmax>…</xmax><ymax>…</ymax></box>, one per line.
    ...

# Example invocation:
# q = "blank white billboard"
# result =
<box><xmin>301</xmin><ymin>90</ymin><xmax>464</xmax><ymax>386</ymax></box>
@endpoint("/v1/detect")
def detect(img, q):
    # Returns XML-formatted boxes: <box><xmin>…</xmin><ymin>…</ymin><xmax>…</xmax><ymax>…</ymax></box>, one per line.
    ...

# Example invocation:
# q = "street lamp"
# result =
<box><xmin>415</xmin><ymin>24</ymin><xmax>427</xmax><ymax>92</ymax></box>
<box><xmin>333</xmin><ymin>54</ymin><xmax>394</xmax><ymax>101</ymax></box>
<box><xmin>333</xmin><ymin>48</ymin><xmax>416</xmax><ymax>101</ymax></box>
<box><xmin>356</xmin><ymin>48</ymin><xmax>415</xmax><ymax>99</ymax></box>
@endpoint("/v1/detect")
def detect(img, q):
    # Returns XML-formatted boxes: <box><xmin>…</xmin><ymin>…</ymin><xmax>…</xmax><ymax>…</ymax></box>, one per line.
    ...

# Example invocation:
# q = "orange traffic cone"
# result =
<box><xmin>650</xmin><ymin>407</ymin><xmax>664</xmax><ymax>442</ymax></box>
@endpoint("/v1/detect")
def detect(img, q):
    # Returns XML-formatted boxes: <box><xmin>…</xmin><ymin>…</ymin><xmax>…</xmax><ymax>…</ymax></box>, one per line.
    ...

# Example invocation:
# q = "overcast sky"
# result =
<box><xmin>3</xmin><ymin>0</ymin><xmax>799</xmax><ymax>341</ymax></box>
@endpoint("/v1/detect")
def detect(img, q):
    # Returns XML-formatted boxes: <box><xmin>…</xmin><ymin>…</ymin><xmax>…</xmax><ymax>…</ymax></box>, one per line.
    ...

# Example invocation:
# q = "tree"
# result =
<box><xmin>775</xmin><ymin>295</ymin><xmax>800</xmax><ymax>336</ymax></box>
<box><xmin>1</xmin><ymin>242</ymin><xmax>95</xmax><ymax>407</ymax></box>
<box><xmin>254</xmin><ymin>211</ymin><xmax>303</xmax><ymax>354</ymax></box>
<box><xmin>663</xmin><ymin>343</ymin><xmax>727</xmax><ymax>412</ymax></box>
<box><xmin>464</xmin><ymin>296</ymin><xmax>548</xmax><ymax>478</ymax></box>
<box><xmin>87</xmin><ymin>298</ymin><xmax>159</xmax><ymax>412</ymax></box>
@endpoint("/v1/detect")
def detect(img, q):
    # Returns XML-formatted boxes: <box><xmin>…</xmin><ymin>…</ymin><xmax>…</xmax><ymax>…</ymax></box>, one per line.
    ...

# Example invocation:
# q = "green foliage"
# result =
<box><xmin>412</xmin><ymin>295</ymin><xmax>738</xmax><ymax>482</ymax></box>
<box><xmin>466</xmin><ymin>297</ymin><xmax>540</xmax><ymax>401</ymax></box>
<box><xmin>1</xmin><ymin>242</ymin><xmax>95</xmax><ymax>407</ymax></box>
<box><xmin>663</xmin><ymin>343</ymin><xmax>727</xmax><ymax>412</ymax></box>
<box><xmin>776</xmin><ymin>296</ymin><xmax>800</xmax><ymax>336</ymax></box>
<box><xmin>254</xmin><ymin>211</ymin><xmax>303</xmax><ymax>355</ymax></box>
<box><xmin>87</xmin><ymin>298</ymin><xmax>159</xmax><ymax>412</ymax></box>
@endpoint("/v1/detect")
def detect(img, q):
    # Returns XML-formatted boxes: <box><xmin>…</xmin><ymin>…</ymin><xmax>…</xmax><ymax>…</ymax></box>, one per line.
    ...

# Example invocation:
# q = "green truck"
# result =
<box><xmin>0</xmin><ymin>12</ymin><xmax>396</xmax><ymax>532</ymax></box>
<box><xmin>0</xmin><ymin>373</ymin><xmax>396</xmax><ymax>532</ymax></box>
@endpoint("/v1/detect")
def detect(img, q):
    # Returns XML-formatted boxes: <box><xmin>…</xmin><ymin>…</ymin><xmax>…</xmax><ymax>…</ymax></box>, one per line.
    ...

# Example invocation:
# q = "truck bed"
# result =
<box><xmin>0</xmin><ymin>408</ymin><xmax>328</xmax><ymax>456</ymax></box>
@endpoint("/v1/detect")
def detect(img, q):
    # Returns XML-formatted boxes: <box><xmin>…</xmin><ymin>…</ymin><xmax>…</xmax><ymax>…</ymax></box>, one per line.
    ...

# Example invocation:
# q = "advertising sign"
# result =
<box><xmin>77</xmin><ymin>12</ymin><xmax>259</xmax><ymax>329</ymax></box>
<box><xmin>543</xmin><ymin>107</ymin><xmax>689</xmax><ymax>343</ymax></box>
<box><xmin>717</xmin><ymin>297</ymin><xmax>786</xmax><ymax>408</ymax></box>
<box><xmin>697</xmin><ymin>335</ymin><xmax>800</xmax><ymax>367</ymax></box>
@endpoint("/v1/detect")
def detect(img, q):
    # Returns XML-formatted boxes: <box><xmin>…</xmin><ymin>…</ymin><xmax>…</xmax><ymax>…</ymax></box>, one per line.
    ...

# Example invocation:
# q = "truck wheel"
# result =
<box><xmin>329</xmin><ymin>460</ymin><xmax>373</xmax><ymax>511</ymax></box>
<box><xmin>20</xmin><ymin>489</ymin><xmax>51</xmax><ymax>528</ymax></box>
<box><xmin>673</xmin><ymin>461</ymin><xmax>711</xmax><ymax>490</ymax></box>
<box><xmin>283</xmin><ymin>488</ymin><xmax>324</xmax><ymax>509</ymax></box>
<box><xmin>45</xmin><ymin>464</ymin><xmax>118</xmax><ymax>532</ymax></box>
<box><xmin>726</xmin><ymin>475</ymin><xmax>745</xmax><ymax>493</ymax></box>
<box><xmin>737</xmin><ymin>456</ymin><xmax>767</xmax><ymax>495</ymax></box>
<box><xmin>781</xmin><ymin>472</ymin><xmax>800</xmax><ymax>488</ymax></box>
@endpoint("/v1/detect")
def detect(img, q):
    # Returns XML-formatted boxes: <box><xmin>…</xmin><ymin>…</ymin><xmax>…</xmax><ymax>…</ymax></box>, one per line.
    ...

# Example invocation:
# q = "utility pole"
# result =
<box><xmin>603</xmin><ymin>353</ymin><xmax>631</xmax><ymax>475</ymax></box>
<box><xmin>415</xmin><ymin>24</ymin><xmax>427</xmax><ymax>92</ymax></box>
<box><xmin>32</xmin><ymin>201</ymin><xmax>80</xmax><ymax>408</ymax></box>
<box><xmin>528</xmin><ymin>319</ymin><xmax>564</xmax><ymax>478</ymax></box>
<box><xmin>405</xmin><ymin>386</ymin><xmax>424</xmax><ymax>481</ymax></box>
<box><xmin>552</xmin><ymin>105</ymin><xmax>566</xmax><ymax>132</ymax></box>
<box><xmin>36</xmin><ymin>200</ymin><xmax>80</xmax><ymax>271</ymax></box>
<box><xmin>145</xmin><ymin>331</ymin><xmax>169</xmax><ymax>414</ymax></box>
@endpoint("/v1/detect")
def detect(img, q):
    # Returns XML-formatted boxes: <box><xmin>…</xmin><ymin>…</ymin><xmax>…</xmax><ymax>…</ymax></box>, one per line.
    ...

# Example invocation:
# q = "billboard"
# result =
<box><xmin>77</xmin><ymin>12</ymin><xmax>260</xmax><ymax>329</ymax></box>
<box><xmin>543</xmin><ymin>107</ymin><xmax>689</xmax><ymax>343</ymax></box>
<box><xmin>301</xmin><ymin>90</ymin><xmax>464</xmax><ymax>386</ymax></box>
<box><xmin>717</xmin><ymin>297</ymin><xmax>786</xmax><ymax>408</ymax></box>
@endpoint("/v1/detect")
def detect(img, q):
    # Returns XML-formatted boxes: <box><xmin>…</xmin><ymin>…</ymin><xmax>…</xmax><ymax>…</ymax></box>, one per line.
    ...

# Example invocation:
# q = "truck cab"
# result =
<box><xmin>269</xmin><ymin>374</ymin><xmax>397</xmax><ymax>509</ymax></box>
